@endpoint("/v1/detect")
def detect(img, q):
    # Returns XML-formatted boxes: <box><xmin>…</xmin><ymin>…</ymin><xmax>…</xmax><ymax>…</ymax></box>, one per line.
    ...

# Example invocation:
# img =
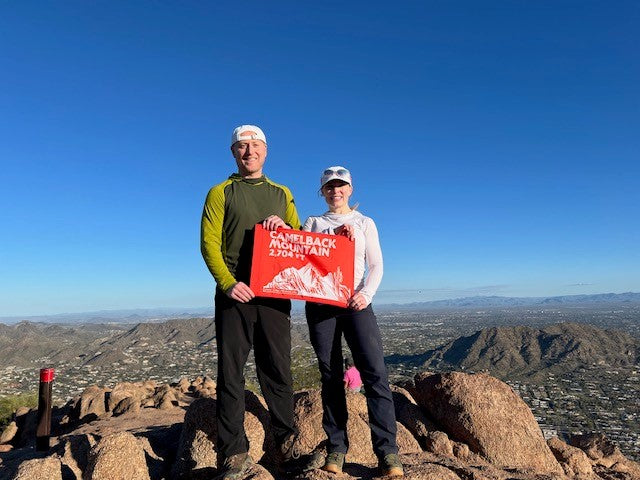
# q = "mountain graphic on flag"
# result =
<box><xmin>262</xmin><ymin>263</ymin><xmax>351</xmax><ymax>303</ymax></box>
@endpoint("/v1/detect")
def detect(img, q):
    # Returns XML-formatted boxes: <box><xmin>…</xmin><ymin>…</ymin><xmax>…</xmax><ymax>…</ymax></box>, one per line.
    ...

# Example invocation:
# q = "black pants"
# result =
<box><xmin>215</xmin><ymin>291</ymin><xmax>297</xmax><ymax>458</ymax></box>
<box><xmin>305</xmin><ymin>302</ymin><xmax>398</xmax><ymax>457</ymax></box>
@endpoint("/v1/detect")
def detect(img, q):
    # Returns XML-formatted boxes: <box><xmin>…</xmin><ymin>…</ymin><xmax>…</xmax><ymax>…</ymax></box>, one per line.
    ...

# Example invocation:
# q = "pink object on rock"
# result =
<box><xmin>344</xmin><ymin>366</ymin><xmax>362</xmax><ymax>391</ymax></box>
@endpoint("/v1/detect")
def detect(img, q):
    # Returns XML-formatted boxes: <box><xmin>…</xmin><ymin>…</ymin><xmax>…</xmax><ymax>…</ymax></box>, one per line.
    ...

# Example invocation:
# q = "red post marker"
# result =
<box><xmin>36</xmin><ymin>368</ymin><xmax>55</xmax><ymax>451</ymax></box>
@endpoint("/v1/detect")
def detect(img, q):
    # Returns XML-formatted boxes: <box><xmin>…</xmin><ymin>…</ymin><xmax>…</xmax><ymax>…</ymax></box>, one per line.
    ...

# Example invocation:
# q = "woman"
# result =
<box><xmin>302</xmin><ymin>166</ymin><xmax>403</xmax><ymax>477</ymax></box>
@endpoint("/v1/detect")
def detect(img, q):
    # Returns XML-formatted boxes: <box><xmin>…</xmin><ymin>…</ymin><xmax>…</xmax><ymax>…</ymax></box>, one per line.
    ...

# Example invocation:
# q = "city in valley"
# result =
<box><xmin>1</xmin><ymin>298</ymin><xmax>639</xmax><ymax>461</ymax></box>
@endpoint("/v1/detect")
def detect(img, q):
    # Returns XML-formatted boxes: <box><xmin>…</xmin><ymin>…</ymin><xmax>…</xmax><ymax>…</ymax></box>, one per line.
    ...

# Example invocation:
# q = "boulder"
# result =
<box><xmin>14</xmin><ymin>408</ymin><xmax>37</xmax><ymax>447</ymax></box>
<box><xmin>171</xmin><ymin>397</ymin><xmax>217</xmax><ymax>476</ymax></box>
<box><xmin>293</xmin><ymin>389</ymin><xmax>420</xmax><ymax>465</ymax></box>
<box><xmin>292</xmin><ymin>390</ymin><xmax>326</xmax><ymax>456</ymax></box>
<box><xmin>391</xmin><ymin>385</ymin><xmax>438</xmax><ymax>448</ymax></box>
<box><xmin>413</xmin><ymin>371</ymin><xmax>562</xmax><ymax>475</ymax></box>
<box><xmin>569</xmin><ymin>433</ymin><xmax>640</xmax><ymax>478</ymax></box>
<box><xmin>400</xmin><ymin>451</ymin><xmax>507</xmax><ymax>480</ymax></box>
<box><xmin>191</xmin><ymin>376</ymin><xmax>216</xmax><ymax>399</ymax></box>
<box><xmin>155</xmin><ymin>384</ymin><xmax>171</xmax><ymax>395</ymax></box>
<box><xmin>0</xmin><ymin>421</ymin><xmax>18</xmax><ymax>444</ymax></box>
<box><xmin>239</xmin><ymin>462</ymin><xmax>275</xmax><ymax>479</ymax></box>
<box><xmin>191</xmin><ymin>376</ymin><xmax>205</xmax><ymax>391</ymax></box>
<box><xmin>569</xmin><ymin>433</ymin><xmax>619</xmax><ymax>462</ymax></box>
<box><xmin>150</xmin><ymin>385</ymin><xmax>178</xmax><ymax>410</ymax></box>
<box><xmin>142</xmin><ymin>380</ymin><xmax>157</xmax><ymax>393</ymax></box>
<box><xmin>14</xmin><ymin>456</ymin><xmax>63</xmax><ymax>480</ymax></box>
<box><xmin>54</xmin><ymin>433</ymin><xmax>96</xmax><ymax>479</ymax></box>
<box><xmin>107</xmin><ymin>382</ymin><xmax>146</xmax><ymax>412</ymax></box>
<box><xmin>339</xmin><ymin>392</ymin><xmax>378</xmax><ymax>463</ymax></box>
<box><xmin>175</xmin><ymin>378</ymin><xmax>191</xmax><ymax>393</ymax></box>
<box><xmin>299</xmin><ymin>452</ymin><xmax>470</xmax><ymax>480</ymax></box>
<box><xmin>15</xmin><ymin>406</ymin><xmax>31</xmax><ymax>417</ymax></box>
<box><xmin>195</xmin><ymin>387</ymin><xmax>216</xmax><ymax>399</ymax></box>
<box><xmin>78</xmin><ymin>386</ymin><xmax>108</xmax><ymax>420</ymax></box>
<box><xmin>397</xmin><ymin>422</ymin><xmax>422</xmax><ymax>457</ymax></box>
<box><xmin>547</xmin><ymin>436</ymin><xmax>595</xmax><ymax>478</ymax></box>
<box><xmin>451</xmin><ymin>442</ymin><xmax>475</xmax><ymax>462</ymax></box>
<box><xmin>112</xmin><ymin>396</ymin><xmax>141</xmax><ymax>417</ymax></box>
<box><xmin>138</xmin><ymin>436</ymin><xmax>167</xmax><ymax>480</ymax></box>
<box><xmin>403</xmin><ymin>462</ymin><xmax>462</xmax><ymax>479</ymax></box>
<box><xmin>202</xmin><ymin>376</ymin><xmax>216</xmax><ymax>391</ymax></box>
<box><xmin>52</xmin><ymin>402</ymin><xmax>74</xmax><ymax>429</ymax></box>
<box><xmin>172</xmin><ymin>393</ymin><xmax>266</xmax><ymax>477</ymax></box>
<box><xmin>155</xmin><ymin>388</ymin><xmax>178</xmax><ymax>410</ymax></box>
<box><xmin>243</xmin><ymin>390</ymin><xmax>278</xmax><ymax>463</ymax></box>
<box><xmin>425</xmin><ymin>431</ymin><xmax>454</xmax><ymax>457</ymax></box>
<box><xmin>84</xmin><ymin>431</ymin><xmax>151</xmax><ymax>480</ymax></box>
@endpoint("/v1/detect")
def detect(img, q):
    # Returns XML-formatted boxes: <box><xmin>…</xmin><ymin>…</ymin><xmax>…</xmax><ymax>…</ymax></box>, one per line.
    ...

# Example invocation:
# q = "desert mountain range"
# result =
<box><xmin>0</xmin><ymin>319</ymin><xmax>312</xmax><ymax>369</ymax></box>
<box><xmin>387</xmin><ymin>323</ymin><xmax>640</xmax><ymax>382</ymax></box>
<box><xmin>2</xmin><ymin>317</ymin><xmax>638</xmax><ymax>376</ymax></box>
<box><xmin>2</xmin><ymin>292</ymin><xmax>638</xmax><ymax>324</ymax></box>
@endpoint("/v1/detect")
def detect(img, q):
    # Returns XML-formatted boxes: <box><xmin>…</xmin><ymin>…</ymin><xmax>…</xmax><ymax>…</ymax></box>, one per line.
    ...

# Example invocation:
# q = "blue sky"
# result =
<box><xmin>1</xmin><ymin>1</ymin><xmax>638</xmax><ymax>316</ymax></box>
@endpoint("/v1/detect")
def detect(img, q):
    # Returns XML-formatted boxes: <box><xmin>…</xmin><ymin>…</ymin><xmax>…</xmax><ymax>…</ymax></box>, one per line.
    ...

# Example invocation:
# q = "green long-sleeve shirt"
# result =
<box><xmin>201</xmin><ymin>173</ymin><xmax>301</xmax><ymax>292</ymax></box>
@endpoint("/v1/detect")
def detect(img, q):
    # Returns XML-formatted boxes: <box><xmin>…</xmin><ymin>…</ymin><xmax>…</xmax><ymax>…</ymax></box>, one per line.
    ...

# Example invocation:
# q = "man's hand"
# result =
<box><xmin>348</xmin><ymin>293</ymin><xmax>368</xmax><ymax>311</ymax></box>
<box><xmin>334</xmin><ymin>224</ymin><xmax>355</xmax><ymax>240</ymax></box>
<box><xmin>262</xmin><ymin>215</ymin><xmax>291</xmax><ymax>231</ymax></box>
<box><xmin>227</xmin><ymin>282</ymin><xmax>256</xmax><ymax>303</ymax></box>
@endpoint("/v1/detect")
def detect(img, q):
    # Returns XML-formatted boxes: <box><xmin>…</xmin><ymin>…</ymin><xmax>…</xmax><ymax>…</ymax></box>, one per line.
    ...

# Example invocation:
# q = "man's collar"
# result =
<box><xmin>229</xmin><ymin>173</ymin><xmax>266</xmax><ymax>183</ymax></box>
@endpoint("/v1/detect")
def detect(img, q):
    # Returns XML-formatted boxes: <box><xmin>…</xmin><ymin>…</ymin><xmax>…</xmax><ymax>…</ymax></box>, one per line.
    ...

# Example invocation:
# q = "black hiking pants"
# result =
<box><xmin>214</xmin><ymin>291</ymin><xmax>297</xmax><ymax>458</ymax></box>
<box><xmin>305</xmin><ymin>302</ymin><xmax>398</xmax><ymax>458</ymax></box>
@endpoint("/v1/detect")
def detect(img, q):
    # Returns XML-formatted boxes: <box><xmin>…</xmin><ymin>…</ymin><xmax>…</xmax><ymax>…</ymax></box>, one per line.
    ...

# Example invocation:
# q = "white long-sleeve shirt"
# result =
<box><xmin>302</xmin><ymin>210</ymin><xmax>383</xmax><ymax>304</ymax></box>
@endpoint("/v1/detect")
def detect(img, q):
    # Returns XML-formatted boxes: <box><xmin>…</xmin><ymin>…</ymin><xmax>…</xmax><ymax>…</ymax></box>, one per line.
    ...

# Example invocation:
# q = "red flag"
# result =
<box><xmin>250</xmin><ymin>225</ymin><xmax>355</xmax><ymax>307</ymax></box>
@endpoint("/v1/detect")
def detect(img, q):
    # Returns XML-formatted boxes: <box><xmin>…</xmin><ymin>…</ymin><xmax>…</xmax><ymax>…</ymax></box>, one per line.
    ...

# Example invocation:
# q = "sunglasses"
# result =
<box><xmin>323</xmin><ymin>168</ymin><xmax>350</xmax><ymax>177</ymax></box>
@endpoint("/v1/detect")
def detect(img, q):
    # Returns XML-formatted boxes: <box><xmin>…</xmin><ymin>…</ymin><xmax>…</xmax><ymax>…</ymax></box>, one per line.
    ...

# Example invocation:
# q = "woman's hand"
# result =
<box><xmin>334</xmin><ymin>224</ymin><xmax>355</xmax><ymax>240</ymax></box>
<box><xmin>348</xmin><ymin>293</ymin><xmax>368</xmax><ymax>311</ymax></box>
<box><xmin>262</xmin><ymin>215</ymin><xmax>290</xmax><ymax>231</ymax></box>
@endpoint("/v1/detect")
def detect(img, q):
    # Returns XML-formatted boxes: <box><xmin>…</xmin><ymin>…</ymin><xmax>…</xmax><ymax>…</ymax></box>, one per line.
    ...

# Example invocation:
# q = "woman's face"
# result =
<box><xmin>321</xmin><ymin>180</ymin><xmax>353</xmax><ymax>210</ymax></box>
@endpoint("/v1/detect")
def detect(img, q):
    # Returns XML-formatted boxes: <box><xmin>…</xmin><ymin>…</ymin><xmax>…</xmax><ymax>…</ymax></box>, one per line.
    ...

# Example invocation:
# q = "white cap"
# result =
<box><xmin>231</xmin><ymin>125</ymin><xmax>267</xmax><ymax>146</ymax></box>
<box><xmin>320</xmin><ymin>166</ymin><xmax>352</xmax><ymax>188</ymax></box>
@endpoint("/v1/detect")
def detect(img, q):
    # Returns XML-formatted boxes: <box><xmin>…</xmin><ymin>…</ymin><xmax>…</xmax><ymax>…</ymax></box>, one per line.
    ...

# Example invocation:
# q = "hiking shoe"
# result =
<box><xmin>218</xmin><ymin>452</ymin><xmax>252</xmax><ymax>479</ymax></box>
<box><xmin>301</xmin><ymin>450</ymin><xmax>326</xmax><ymax>472</ymax></box>
<box><xmin>322</xmin><ymin>451</ymin><xmax>345</xmax><ymax>474</ymax></box>
<box><xmin>379</xmin><ymin>453</ymin><xmax>404</xmax><ymax>477</ymax></box>
<box><xmin>279</xmin><ymin>432</ymin><xmax>305</xmax><ymax>473</ymax></box>
<box><xmin>280</xmin><ymin>432</ymin><xmax>301</xmax><ymax>462</ymax></box>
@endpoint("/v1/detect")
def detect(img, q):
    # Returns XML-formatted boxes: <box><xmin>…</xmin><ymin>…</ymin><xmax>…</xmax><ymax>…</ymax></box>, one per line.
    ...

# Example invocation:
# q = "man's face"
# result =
<box><xmin>231</xmin><ymin>132</ymin><xmax>267</xmax><ymax>178</ymax></box>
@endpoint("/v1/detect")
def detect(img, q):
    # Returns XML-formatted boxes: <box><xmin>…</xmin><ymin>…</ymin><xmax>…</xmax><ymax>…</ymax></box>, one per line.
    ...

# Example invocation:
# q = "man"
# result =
<box><xmin>201</xmin><ymin>125</ymin><xmax>300</xmax><ymax>479</ymax></box>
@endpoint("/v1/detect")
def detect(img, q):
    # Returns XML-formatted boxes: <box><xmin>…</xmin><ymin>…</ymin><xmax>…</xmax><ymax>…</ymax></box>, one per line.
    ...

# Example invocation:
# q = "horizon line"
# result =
<box><xmin>1</xmin><ymin>290</ymin><xmax>639</xmax><ymax>320</ymax></box>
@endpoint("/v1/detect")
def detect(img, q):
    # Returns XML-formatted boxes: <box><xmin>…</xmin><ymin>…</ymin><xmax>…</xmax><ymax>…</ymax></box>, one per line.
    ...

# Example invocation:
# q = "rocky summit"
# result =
<box><xmin>1</xmin><ymin>371</ymin><xmax>639</xmax><ymax>480</ymax></box>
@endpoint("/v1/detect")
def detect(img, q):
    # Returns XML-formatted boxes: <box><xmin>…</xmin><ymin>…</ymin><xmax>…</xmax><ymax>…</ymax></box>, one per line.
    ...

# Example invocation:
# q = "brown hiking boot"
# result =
<box><xmin>322</xmin><ymin>451</ymin><xmax>345</xmax><ymax>474</ymax></box>
<box><xmin>302</xmin><ymin>450</ymin><xmax>326</xmax><ymax>472</ymax></box>
<box><xmin>379</xmin><ymin>453</ymin><xmax>404</xmax><ymax>477</ymax></box>
<box><xmin>218</xmin><ymin>452</ymin><xmax>252</xmax><ymax>479</ymax></box>
<box><xmin>279</xmin><ymin>432</ymin><xmax>303</xmax><ymax>473</ymax></box>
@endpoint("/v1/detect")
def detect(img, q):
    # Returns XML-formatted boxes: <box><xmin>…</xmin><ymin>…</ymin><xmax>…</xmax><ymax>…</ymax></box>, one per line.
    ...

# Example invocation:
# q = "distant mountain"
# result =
<box><xmin>387</xmin><ymin>323</ymin><xmax>640</xmax><ymax>381</ymax></box>
<box><xmin>2</xmin><ymin>292</ymin><xmax>638</xmax><ymax>324</ymax></box>
<box><xmin>0</xmin><ymin>307</ymin><xmax>213</xmax><ymax>325</ymax></box>
<box><xmin>0</xmin><ymin>317</ymin><xmax>311</xmax><ymax>368</ymax></box>
<box><xmin>379</xmin><ymin>292</ymin><xmax>640</xmax><ymax>309</ymax></box>
<box><xmin>0</xmin><ymin>321</ymin><xmax>130</xmax><ymax>367</ymax></box>
<box><xmin>79</xmin><ymin>317</ymin><xmax>217</xmax><ymax>366</ymax></box>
